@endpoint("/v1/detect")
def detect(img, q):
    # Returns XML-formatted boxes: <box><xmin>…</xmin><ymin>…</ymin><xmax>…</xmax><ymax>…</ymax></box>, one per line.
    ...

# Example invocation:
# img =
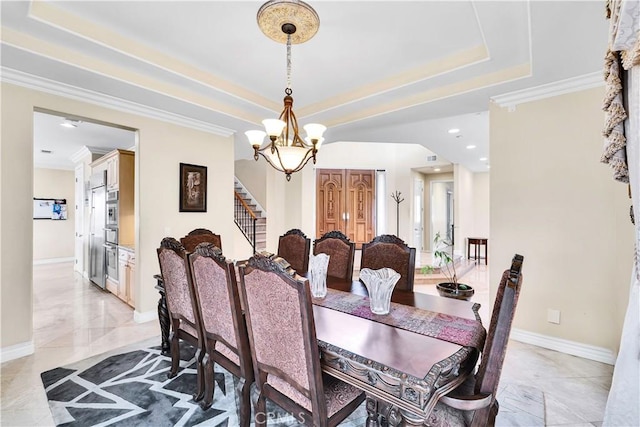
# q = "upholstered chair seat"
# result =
<box><xmin>267</xmin><ymin>373</ymin><xmax>364</xmax><ymax>418</ymax></box>
<box><xmin>156</xmin><ymin>237</ymin><xmax>204</xmax><ymax>401</ymax></box>
<box><xmin>239</xmin><ymin>254</ymin><xmax>365</xmax><ymax>426</ymax></box>
<box><xmin>188</xmin><ymin>243</ymin><xmax>254</xmax><ymax>425</ymax></box>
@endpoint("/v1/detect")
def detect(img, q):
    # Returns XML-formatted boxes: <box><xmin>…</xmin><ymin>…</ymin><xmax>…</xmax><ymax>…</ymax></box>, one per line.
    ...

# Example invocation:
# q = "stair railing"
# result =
<box><xmin>234</xmin><ymin>191</ymin><xmax>257</xmax><ymax>254</ymax></box>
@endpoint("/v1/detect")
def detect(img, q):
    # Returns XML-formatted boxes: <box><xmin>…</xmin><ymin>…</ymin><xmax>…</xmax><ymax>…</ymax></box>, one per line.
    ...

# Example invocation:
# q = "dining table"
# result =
<box><xmin>153</xmin><ymin>271</ymin><xmax>485</xmax><ymax>425</ymax></box>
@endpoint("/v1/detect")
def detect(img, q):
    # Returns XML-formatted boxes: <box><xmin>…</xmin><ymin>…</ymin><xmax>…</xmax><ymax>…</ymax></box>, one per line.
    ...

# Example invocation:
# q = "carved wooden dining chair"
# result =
<box><xmin>238</xmin><ymin>254</ymin><xmax>365</xmax><ymax>427</ymax></box>
<box><xmin>180</xmin><ymin>228</ymin><xmax>222</xmax><ymax>252</ymax></box>
<box><xmin>156</xmin><ymin>237</ymin><xmax>204</xmax><ymax>400</ymax></box>
<box><xmin>188</xmin><ymin>243</ymin><xmax>254</xmax><ymax>425</ymax></box>
<box><xmin>313</xmin><ymin>230</ymin><xmax>356</xmax><ymax>282</ymax></box>
<box><xmin>277</xmin><ymin>229</ymin><xmax>311</xmax><ymax>274</ymax></box>
<box><xmin>360</xmin><ymin>234</ymin><xmax>416</xmax><ymax>291</ymax></box>
<box><xmin>427</xmin><ymin>254</ymin><xmax>525</xmax><ymax>427</ymax></box>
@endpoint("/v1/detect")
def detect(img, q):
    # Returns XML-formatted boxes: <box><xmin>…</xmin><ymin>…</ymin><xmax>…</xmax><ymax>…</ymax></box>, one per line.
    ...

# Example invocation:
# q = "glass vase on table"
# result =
<box><xmin>308</xmin><ymin>253</ymin><xmax>330</xmax><ymax>298</ymax></box>
<box><xmin>359</xmin><ymin>267</ymin><xmax>401</xmax><ymax>315</ymax></box>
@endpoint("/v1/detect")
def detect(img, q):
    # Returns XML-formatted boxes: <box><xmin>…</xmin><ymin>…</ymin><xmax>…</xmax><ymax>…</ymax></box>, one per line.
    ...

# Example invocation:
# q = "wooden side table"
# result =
<box><xmin>467</xmin><ymin>238</ymin><xmax>488</xmax><ymax>265</ymax></box>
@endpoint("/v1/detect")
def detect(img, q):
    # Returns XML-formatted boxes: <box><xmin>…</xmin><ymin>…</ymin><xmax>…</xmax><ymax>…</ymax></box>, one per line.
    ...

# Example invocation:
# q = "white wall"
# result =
<box><xmin>454</xmin><ymin>164</ymin><xmax>474</xmax><ymax>254</ymax></box>
<box><xmin>473</xmin><ymin>172</ymin><xmax>490</xmax><ymax>238</ymax></box>
<box><xmin>234</xmin><ymin>159</ymin><xmax>267</xmax><ymax>209</ymax></box>
<box><xmin>490</xmin><ymin>86</ymin><xmax>633</xmax><ymax>352</ymax></box>
<box><xmin>33</xmin><ymin>168</ymin><xmax>75</xmax><ymax>261</ymax></box>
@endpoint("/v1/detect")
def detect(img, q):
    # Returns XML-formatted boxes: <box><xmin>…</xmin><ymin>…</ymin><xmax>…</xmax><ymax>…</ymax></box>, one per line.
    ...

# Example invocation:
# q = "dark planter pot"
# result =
<box><xmin>436</xmin><ymin>282</ymin><xmax>475</xmax><ymax>301</ymax></box>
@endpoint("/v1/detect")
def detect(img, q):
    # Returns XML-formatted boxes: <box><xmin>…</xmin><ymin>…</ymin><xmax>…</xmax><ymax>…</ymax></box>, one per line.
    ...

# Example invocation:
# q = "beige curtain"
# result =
<box><xmin>602</xmin><ymin>1</ymin><xmax>640</xmax><ymax>426</ymax></box>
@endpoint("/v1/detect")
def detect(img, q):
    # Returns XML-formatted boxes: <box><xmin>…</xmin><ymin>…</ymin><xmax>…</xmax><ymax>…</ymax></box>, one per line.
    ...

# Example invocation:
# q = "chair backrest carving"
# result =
<box><xmin>181</xmin><ymin>228</ymin><xmax>222</xmax><ymax>253</ymax></box>
<box><xmin>313</xmin><ymin>230</ymin><xmax>355</xmax><ymax>281</ymax></box>
<box><xmin>277</xmin><ymin>229</ymin><xmax>311</xmax><ymax>274</ymax></box>
<box><xmin>238</xmin><ymin>254</ymin><xmax>327</xmax><ymax>421</ymax></box>
<box><xmin>156</xmin><ymin>238</ymin><xmax>198</xmax><ymax>329</ymax></box>
<box><xmin>360</xmin><ymin>234</ymin><xmax>416</xmax><ymax>291</ymax></box>
<box><xmin>475</xmin><ymin>254</ymin><xmax>524</xmax><ymax>402</ymax></box>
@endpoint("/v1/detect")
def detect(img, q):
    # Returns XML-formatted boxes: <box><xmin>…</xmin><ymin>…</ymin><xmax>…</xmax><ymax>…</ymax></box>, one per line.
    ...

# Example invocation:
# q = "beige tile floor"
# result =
<box><xmin>1</xmin><ymin>261</ymin><xmax>613</xmax><ymax>426</ymax></box>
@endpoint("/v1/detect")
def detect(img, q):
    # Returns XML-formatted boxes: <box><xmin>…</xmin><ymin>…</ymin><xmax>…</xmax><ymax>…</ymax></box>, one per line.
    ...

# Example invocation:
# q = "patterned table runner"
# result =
<box><xmin>313</xmin><ymin>288</ymin><xmax>486</xmax><ymax>350</ymax></box>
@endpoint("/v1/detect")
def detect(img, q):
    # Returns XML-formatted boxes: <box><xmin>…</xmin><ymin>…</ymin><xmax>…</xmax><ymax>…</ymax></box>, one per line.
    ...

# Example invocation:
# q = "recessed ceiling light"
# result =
<box><xmin>479</xmin><ymin>157</ymin><xmax>488</xmax><ymax>161</ymax></box>
<box><xmin>466</xmin><ymin>145</ymin><xmax>476</xmax><ymax>149</ymax></box>
<box><xmin>434</xmin><ymin>168</ymin><xmax>441</xmax><ymax>172</ymax></box>
<box><xmin>448</xmin><ymin>128</ymin><xmax>460</xmax><ymax>134</ymax></box>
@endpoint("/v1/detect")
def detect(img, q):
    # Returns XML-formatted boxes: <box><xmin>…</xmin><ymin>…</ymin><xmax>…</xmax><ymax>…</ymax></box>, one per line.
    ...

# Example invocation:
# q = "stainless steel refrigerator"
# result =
<box><xmin>89</xmin><ymin>171</ymin><xmax>107</xmax><ymax>289</ymax></box>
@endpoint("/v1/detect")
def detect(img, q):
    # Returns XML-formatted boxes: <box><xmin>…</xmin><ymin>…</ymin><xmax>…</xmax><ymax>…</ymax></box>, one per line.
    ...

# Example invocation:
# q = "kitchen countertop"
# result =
<box><xmin>119</xmin><ymin>244</ymin><xmax>135</xmax><ymax>252</ymax></box>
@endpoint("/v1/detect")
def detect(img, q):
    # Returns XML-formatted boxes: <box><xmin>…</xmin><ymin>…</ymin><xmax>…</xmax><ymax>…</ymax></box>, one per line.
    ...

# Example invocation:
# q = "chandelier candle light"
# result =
<box><xmin>245</xmin><ymin>0</ymin><xmax>326</xmax><ymax>181</ymax></box>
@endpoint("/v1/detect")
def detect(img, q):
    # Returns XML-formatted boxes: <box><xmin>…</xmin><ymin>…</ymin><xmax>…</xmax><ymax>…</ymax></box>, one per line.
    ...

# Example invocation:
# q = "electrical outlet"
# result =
<box><xmin>547</xmin><ymin>309</ymin><xmax>561</xmax><ymax>324</ymax></box>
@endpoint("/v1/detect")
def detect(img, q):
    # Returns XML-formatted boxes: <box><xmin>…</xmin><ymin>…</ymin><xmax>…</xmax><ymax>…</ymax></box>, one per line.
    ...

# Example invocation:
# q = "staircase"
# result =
<box><xmin>234</xmin><ymin>178</ymin><xmax>267</xmax><ymax>252</ymax></box>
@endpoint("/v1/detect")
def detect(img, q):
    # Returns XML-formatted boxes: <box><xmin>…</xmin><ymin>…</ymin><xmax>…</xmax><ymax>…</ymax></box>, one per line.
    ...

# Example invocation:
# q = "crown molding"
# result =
<box><xmin>1</xmin><ymin>67</ymin><xmax>236</xmax><ymax>137</ymax></box>
<box><xmin>492</xmin><ymin>72</ymin><xmax>603</xmax><ymax>110</ymax></box>
<box><xmin>69</xmin><ymin>146</ymin><xmax>111</xmax><ymax>164</ymax></box>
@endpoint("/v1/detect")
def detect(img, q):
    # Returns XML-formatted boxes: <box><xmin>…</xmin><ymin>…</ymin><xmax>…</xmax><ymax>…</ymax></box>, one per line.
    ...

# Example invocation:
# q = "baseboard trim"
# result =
<box><xmin>33</xmin><ymin>257</ymin><xmax>75</xmax><ymax>265</ymax></box>
<box><xmin>1</xmin><ymin>340</ymin><xmax>35</xmax><ymax>363</ymax></box>
<box><xmin>511</xmin><ymin>328</ymin><xmax>616</xmax><ymax>365</ymax></box>
<box><xmin>134</xmin><ymin>310</ymin><xmax>157</xmax><ymax>324</ymax></box>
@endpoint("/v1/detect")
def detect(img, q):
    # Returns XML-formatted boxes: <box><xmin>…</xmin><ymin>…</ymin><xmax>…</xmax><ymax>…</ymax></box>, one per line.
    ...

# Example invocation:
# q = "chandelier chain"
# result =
<box><xmin>286</xmin><ymin>33</ymin><xmax>292</xmax><ymax>91</ymax></box>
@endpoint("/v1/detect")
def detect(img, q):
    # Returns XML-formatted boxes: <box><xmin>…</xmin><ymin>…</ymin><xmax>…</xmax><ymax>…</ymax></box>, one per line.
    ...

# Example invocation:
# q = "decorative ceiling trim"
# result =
<box><xmin>28</xmin><ymin>0</ymin><xmax>281</xmax><ymax>112</ymax></box>
<box><xmin>327</xmin><ymin>62</ymin><xmax>531</xmax><ymax>128</ymax></box>
<box><xmin>491</xmin><ymin>71</ymin><xmax>603</xmax><ymax>109</ymax></box>
<box><xmin>297</xmin><ymin>44</ymin><xmax>489</xmax><ymax>118</ymax></box>
<box><xmin>1</xmin><ymin>28</ymin><xmax>261</xmax><ymax>127</ymax></box>
<box><xmin>69</xmin><ymin>146</ymin><xmax>111</xmax><ymax>164</ymax></box>
<box><xmin>1</xmin><ymin>67</ymin><xmax>236</xmax><ymax>137</ymax></box>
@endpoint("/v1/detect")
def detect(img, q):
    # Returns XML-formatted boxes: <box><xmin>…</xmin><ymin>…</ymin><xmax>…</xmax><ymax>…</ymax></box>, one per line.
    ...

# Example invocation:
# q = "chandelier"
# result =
<box><xmin>245</xmin><ymin>0</ymin><xmax>326</xmax><ymax>181</ymax></box>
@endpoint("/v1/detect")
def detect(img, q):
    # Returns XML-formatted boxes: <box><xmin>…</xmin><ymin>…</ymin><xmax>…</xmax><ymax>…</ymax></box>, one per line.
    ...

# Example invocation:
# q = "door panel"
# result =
<box><xmin>346</xmin><ymin>170</ymin><xmax>375</xmax><ymax>246</ymax></box>
<box><xmin>316</xmin><ymin>169</ymin><xmax>375</xmax><ymax>247</ymax></box>
<box><xmin>316</xmin><ymin>169</ymin><xmax>344</xmax><ymax>237</ymax></box>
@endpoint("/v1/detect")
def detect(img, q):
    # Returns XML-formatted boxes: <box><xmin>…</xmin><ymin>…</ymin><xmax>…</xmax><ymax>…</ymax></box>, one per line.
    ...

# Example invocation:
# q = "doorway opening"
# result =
<box><xmin>32</xmin><ymin>109</ymin><xmax>136</xmax><ymax>280</ymax></box>
<box><xmin>430</xmin><ymin>180</ymin><xmax>454</xmax><ymax>250</ymax></box>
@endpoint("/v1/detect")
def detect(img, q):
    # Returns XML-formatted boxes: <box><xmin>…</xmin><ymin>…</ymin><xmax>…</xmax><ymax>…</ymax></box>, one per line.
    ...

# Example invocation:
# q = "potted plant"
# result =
<box><xmin>433</xmin><ymin>232</ymin><xmax>474</xmax><ymax>301</ymax></box>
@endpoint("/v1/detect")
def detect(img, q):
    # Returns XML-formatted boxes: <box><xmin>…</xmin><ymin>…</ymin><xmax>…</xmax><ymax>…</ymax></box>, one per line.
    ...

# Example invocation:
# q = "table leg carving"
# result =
<box><xmin>154</xmin><ymin>275</ymin><xmax>170</xmax><ymax>355</ymax></box>
<box><xmin>375</xmin><ymin>400</ymin><xmax>403</xmax><ymax>427</ymax></box>
<box><xmin>400</xmin><ymin>408</ymin><xmax>425</xmax><ymax>426</ymax></box>
<box><xmin>366</xmin><ymin>396</ymin><xmax>380</xmax><ymax>427</ymax></box>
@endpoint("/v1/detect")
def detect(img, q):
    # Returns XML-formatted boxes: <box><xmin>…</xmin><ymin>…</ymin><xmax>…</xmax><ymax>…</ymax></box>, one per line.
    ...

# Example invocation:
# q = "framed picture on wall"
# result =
<box><xmin>179</xmin><ymin>163</ymin><xmax>207</xmax><ymax>212</ymax></box>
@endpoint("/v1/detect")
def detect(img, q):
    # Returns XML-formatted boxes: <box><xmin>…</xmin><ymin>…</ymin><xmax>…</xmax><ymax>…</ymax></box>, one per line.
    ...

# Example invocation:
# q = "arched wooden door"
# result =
<box><xmin>316</xmin><ymin>169</ymin><xmax>375</xmax><ymax>247</ymax></box>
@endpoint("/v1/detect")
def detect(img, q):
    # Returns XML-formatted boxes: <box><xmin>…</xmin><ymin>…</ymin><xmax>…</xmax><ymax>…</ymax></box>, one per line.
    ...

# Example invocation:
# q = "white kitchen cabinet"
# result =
<box><xmin>90</xmin><ymin>149</ymin><xmax>135</xmax><ymax>247</ymax></box>
<box><xmin>118</xmin><ymin>247</ymin><xmax>135</xmax><ymax>308</ymax></box>
<box><xmin>106</xmin><ymin>156</ymin><xmax>119</xmax><ymax>191</ymax></box>
<box><xmin>127</xmin><ymin>252</ymin><xmax>135</xmax><ymax>307</ymax></box>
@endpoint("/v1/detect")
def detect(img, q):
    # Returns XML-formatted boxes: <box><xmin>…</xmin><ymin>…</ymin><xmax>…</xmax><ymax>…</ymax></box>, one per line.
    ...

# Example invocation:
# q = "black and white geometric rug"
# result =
<box><xmin>40</xmin><ymin>341</ymin><xmax>367</xmax><ymax>426</ymax></box>
<box><xmin>41</xmin><ymin>340</ymin><xmax>543</xmax><ymax>426</ymax></box>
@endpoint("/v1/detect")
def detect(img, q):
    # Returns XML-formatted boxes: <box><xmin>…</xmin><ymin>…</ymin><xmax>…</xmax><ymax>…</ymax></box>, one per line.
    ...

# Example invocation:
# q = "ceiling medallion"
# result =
<box><xmin>247</xmin><ymin>0</ymin><xmax>326</xmax><ymax>181</ymax></box>
<box><xmin>257</xmin><ymin>0</ymin><xmax>320</xmax><ymax>44</ymax></box>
